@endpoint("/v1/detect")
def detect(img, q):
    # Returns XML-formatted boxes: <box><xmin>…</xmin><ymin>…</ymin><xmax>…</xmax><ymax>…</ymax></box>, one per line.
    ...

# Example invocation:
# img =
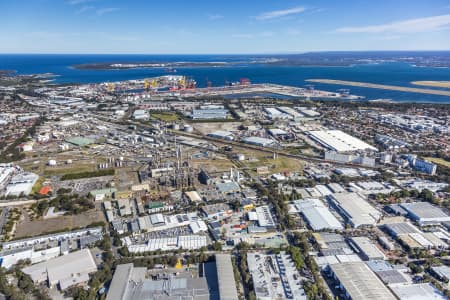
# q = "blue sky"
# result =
<box><xmin>1</xmin><ymin>0</ymin><xmax>450</xmax><ymax>53</ymax></box>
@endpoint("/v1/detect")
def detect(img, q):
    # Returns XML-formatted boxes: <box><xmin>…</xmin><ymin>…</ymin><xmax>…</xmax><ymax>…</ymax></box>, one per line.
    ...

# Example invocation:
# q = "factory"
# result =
<box><xmin>289</xmin><ymin>199</ymin><xmax>343</xmax><ymax>231</ymax></box>
<box><xmin>327</xmin><ymin>192</ymin><xmax>382</xmax><ymax>228</ymax></box>
<box><xmin>308</xmin><ymin>130</ymin><xmax>378</xmax><ymax>152</ymax></box>
<box><xmin>22</xmin><ymin>249</ymin><xmax>97</xmax><ymax>290</ymax></box>
<box><xmin>399</xmin><ymin>202</ymin><xmax>450</xmax><ymax>226</ymax></box>
<box><xmin>328</xmin><ymin>261</ymin><xmax>396</xmax><ymax>300</ymax></box>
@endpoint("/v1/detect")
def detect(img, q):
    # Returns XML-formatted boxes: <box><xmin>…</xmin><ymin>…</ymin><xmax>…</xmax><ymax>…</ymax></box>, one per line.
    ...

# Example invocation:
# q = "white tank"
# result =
<box><xmin>184</xmin><ymin>125</ymin><xmax>193</xmax><ymax>133</ymax></box>
<box><xmin>48</xmin><ymin>159</ymin><xmax>57</xmax><ymax>166</ymax></box>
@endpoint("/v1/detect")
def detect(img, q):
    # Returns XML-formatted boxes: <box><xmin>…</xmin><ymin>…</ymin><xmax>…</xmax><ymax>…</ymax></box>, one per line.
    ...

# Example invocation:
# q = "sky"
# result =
<box><xmin>1</xmin><ymin>0</ymin><xmax>450</xmax><ymax>54</ymax></box>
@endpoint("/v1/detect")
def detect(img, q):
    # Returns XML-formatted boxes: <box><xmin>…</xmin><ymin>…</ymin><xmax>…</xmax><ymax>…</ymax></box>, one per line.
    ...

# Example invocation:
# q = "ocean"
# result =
<box><xmin>1</xmin><ymin>54</ymin><xmax>450</xmax><ymax>103</ymax></box>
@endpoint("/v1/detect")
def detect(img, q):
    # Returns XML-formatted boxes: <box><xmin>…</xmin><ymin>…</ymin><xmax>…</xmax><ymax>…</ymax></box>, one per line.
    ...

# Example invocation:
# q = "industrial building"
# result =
<box><xmin>22</xmin><ymin>249</ymin><xmax>97</xmax><ymax>290</ymax></box>
<box><xmin>106</xmin><ymin>254</ymin><xmax>236</xmax><ymax>300</ymax></box>
<box><xmin>207</xmin><ymin>130</ymin><xmax>234</xmax><ymax>141</ymax></box>
<box><xmin>290</xmin><ymin>199</ymin><xmax>343</xmax><ymax>231</ymax></box>
<box><xmin>201</xmin><ymin>203</ymin><xmax>233</xmax><ymax>220</ymax></box>
<box><xmin>191</xmin><ymin>108</ymin><xmax>229</xmax><ymax>120</ymax></box>
<box><xmin>215</xmin><ymin>254</ymin><xmax>239</xmax><ymax>300</ymax></box>
<box><xmin>308</xmin><ymin>130</ymin><xmax>378</xmax><ymax>152</ymax></box>
<box><xmin>383</xmin><ymin>222</ymin><xmax>448</xmax><ymax>249</ymax></box>
<box><xmin>125</xmin><ymin>235</ymin><xmax>208</xmax><ymax>253</ymax></box>
<box><xmin>241</xmin><ymin>136</ymin><xmax>277</xmax><ymax>148</ymax></box>
<box><xmin>247</xmin><ymin>252</ymin><xmax>308</xmax><ymax>300</ymax></box>
<box><xmin>2</xmin><ymin>227</ymin><xmax>102</xmax><ymax>250</ymax></box>
<box><xmin>329</xmin><ymin>261</ymin><xmax>396</xmax><ymax>300</ymax></box>
<box><xmin>5</xmin><ymin>172</ymin><xmax>39</xmax><ymax>197</ymax></box>
<box><xmin>390</xmin><ymin>283</ymin><xmax>447</xmax><ymax>300</ymax></box>
<box><xmin>349</xmin><ymin>237</ymin><xmax>386</xmax><ymax>261</ymax></box>
<box><xmin>399</xmin><ymin>202</ymin><xmax>450</xmax><ymax>226</ymax></box>
<box><xmin>327</xmin><ymin>192</ymin><xmax>382</xmax><ymax>228</ymax></box>
<box><xmin>106</xmin><ymin>263</ymin><xmax>216</xmax><ymax>300</ymax></box>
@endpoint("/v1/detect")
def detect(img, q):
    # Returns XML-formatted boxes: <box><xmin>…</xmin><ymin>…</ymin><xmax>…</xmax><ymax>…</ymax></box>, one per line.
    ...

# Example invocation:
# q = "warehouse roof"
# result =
<box><xmin>293</xmin><ymin>199</ymin><xmax>343</xmax><ymax>230</ymax></box>
<box><xmin>390</xmin><ymin>283</ymin><xmax>447</xmax><ymax>300</ymax></box>
<box><xmin>23</xmin><ymin>249</ymin><xmax>97</xmax><ymax>290</ymax></box>
<box><xmin>308</xmin><ymin>130</ymin><xmax>377</xmax><ymax>152</ymax></box>
<box><xmin>328</xmin><ymin>192</ymin><xmax>381</xmax><ymax>228</ymax></box>
<box><xmin>330</xmin><ymin>262</ymin><xmax>396</xmax><ymax>300</ymax></box>
<box><xmin>400</xmin><ymin>202</ymin><xmax>450</xmax><ymax>224</ymax></box>
<box><xmin>350</xmin><ymin>236</ymin><xmax>385</xmax><ymax>260</ymax></box>
<box><xmin>215</xmin><ymin>254</ymin><xmax>239</xmax><ymax>300</ymax></box>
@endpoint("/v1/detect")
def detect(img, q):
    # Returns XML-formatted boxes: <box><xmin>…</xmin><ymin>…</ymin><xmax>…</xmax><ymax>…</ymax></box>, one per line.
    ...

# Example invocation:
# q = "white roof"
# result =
<box><xmin>23</xmin><ymin>249</ymin><xmax>97</xmax><ymax>289</ymax></box>
<box><xmin>329</xmin><ymin>192</ymin><xmax>381</xmax><ymax>228</ymax></box>
<box><xmin>293</xmin><ymin>199</ymin><xmax>343</xmax><ymax>230</ymax></box>
<box><xmin>309</xmin><ymin>130</ymin><xmax>377</xmax><ymax>152</ymax></box>
<box><xmin>330</xmin><ymin>262</ymin><xmax>396</xmax><ymax>300</ymax></box>
<box><xmin>390</xmin><ymin>283</ymin><xmax>447</xmax><ymax>300</ymax></box>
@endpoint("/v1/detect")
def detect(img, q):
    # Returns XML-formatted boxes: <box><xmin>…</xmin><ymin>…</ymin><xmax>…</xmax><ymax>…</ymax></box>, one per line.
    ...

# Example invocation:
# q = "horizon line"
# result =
<box><xmin>1</xmin><ymin>50</ymin><xmax>450</xmax><ymax>55</ymax></box>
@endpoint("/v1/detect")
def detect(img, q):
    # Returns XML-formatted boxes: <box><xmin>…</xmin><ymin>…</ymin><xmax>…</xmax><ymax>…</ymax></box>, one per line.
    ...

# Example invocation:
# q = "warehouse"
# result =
<box><xmin>254</xmin><ymin>205</ymin><xmax>276</xmax><ymax>228</ymax></box>
<box><xmin>327</xmin><ymin>192</ymin><xmax>381</xmax><ymax>228</ymax></box>
<box><xmin>207</xmin><ymin>130</ymin><xmax>235</xmax><ymax>141</ymax></box>
<box><xmin>399</xmin><ymin>202</ymin><xmax>450</xmax><ymax>226</ymax></box>
<box><xmin>23</xmin><ymin>249</ymin><xmax>97</xmax><ymax>290</ymax></box>
<box><xmin>106</xmin><ymin>262</ymin><xmax>217</xmax><ymax>300</ymax></box>
<box><xmin>390</xmin><ymin>283</ymin><xmax>447</xmax><ymax>300</ymax></box>
<box><xmin>350</xmin><ymin>237</ymin><xmax>386</xmax><ymax>261</ymax></box>
<box><xmin>191</xmin><ymin>108</ymin><xmax>229</xmax><ymax>120</ymax></box>
<box><xmin>5</xmin><ymin>172</ymin><xmax>39</xmax><ymax>197</ymax></box>
<box><xmin>126</xmin><ymin>235</ymin><xmax>207</xmax><ymax>253</ymax></box>
<box><xmin>308</xmin><ymin>130</ymin><xmax>378</xmax><ymax>152</ymax></box>
<box><xmin>248</xmin><ymin>252</ymin><xmax>307</xmax><ymax>300</ymax></box>
<box><xmin>329</xmin><ymin>261</ymin><xmax>396</xmax><ymax>300</ymax></box>
<box><xmin>291</xmin><ymin>199</ymin><xmax>343</xmax><ymax>231</ymax></box>
<box><xmin>241</xmin><ymin>136</ymin><xmax>277</xmax><ymax>148</ymax></box>
<box><xmin>216</xmin><ymin>254</ymin><xmax>239</xmax><ymax>300</ymax></box>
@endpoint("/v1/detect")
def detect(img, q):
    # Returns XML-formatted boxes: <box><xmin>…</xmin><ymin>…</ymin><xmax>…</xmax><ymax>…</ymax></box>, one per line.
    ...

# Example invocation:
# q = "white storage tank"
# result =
<box><xmin>184</xmin><ymin>125</ymin><xmax>193</xmax><ymax>133</ymax></box>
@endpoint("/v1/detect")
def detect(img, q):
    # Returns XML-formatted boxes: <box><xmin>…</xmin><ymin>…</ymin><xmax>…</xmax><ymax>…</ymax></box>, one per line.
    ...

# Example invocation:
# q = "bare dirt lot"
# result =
<box><xmin>14</xmin><ymin>206</ymin><xmax>105</xmax><ymax>238</ymax></box>
<box><xmin>192</xmin><ymin>122</ymin><xmax>242</xmax><ymax>135</ymax></box>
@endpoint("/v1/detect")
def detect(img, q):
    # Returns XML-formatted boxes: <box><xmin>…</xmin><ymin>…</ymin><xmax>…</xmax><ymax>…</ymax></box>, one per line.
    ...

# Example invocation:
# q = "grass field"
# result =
<box><xmin>151</xmin><ymin>112</ymin><xmax>180</xmax><ymax>122</ymax></box>
<box><xmin>243</xmin><ymin>155</ymin><xmax>304</xmax><ymax>174</ymax></box>
<box><xmin>424</xmin><ymin>157</ymin><xmax>450</xmax><ymax>168</ymax></box>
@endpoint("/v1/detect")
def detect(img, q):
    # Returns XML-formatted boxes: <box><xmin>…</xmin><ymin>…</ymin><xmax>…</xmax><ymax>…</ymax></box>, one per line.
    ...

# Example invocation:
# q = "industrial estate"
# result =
<box><xmin>0</xmin><ymin>70</ymin><xmax>449</xmax><ymax>300</ymax></box>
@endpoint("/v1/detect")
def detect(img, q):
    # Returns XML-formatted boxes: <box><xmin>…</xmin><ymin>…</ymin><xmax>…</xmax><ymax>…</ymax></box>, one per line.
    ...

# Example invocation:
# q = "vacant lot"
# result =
<box><xmin>424</xmin><ymin>157</ymin><xmax>450</xmax><ymax>168</ymax></box>
<box><xmin>14</xmin><ymin>206</ymin><xmax>105</xmax><ymax>238</ymax></box>
<box><xmin>151</xmin><ymin>112</ymin><xmax>180</xmax><ymax>122</ymax></box>
<box><xmin>193</xmin><ymin>122</ymin><xmax>242</xmax><ymax>135</ymax></box>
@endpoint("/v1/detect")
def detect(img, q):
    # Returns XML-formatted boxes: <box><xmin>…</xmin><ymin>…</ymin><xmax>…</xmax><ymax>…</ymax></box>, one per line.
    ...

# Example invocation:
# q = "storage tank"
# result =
<box><xmin>48</xmin><ymin>159</ymin><xmax>57</xmax><ymax>166</ymax></box>
<box><xmin>184</xmin><ymin>125</ymin><xmax>193</xmax><ymax>133</ymax></box>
